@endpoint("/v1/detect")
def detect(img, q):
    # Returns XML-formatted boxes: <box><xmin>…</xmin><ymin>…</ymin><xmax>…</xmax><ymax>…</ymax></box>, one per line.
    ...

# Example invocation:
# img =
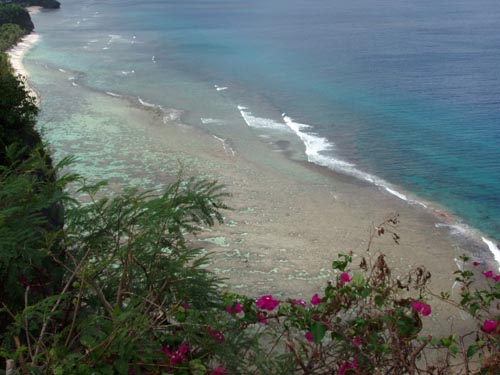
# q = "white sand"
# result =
<box><xmin>7</xmin><ymin>33</ymin><xmax>41</xmax><ymax>102</ymax></box>
<box><xmin>6</xmin><ymin>7</ymin><xmax>42</xmax><ymax>103</ymax></box>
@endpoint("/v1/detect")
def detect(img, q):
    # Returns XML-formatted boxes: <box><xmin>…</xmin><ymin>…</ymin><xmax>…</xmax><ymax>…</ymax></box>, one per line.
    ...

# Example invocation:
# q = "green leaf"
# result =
<box><xmin>332</xmin><ymin>253</ymin><xmax>351</xmax><ymax>271</ymax></box>
<box><xmin>374</xmin><ymin>295</ymin><xmax>384</xmax><ymax>307</ymax></box>
<box><xmin>115</xmin><ymin>359</ymin><xmax>129</xmax><ymax>375</ymax></box>
<box><xmin>469</xmin><ymin>303</ymin><xmax>480</xmax><ymax>317</ymax></box>
<box><xmin>189</xmin><ymin>359</ymin><xmax>207</xmax><ymax>375</ymax></box>
<box><xmin>467</xmin><ymin>343</ymin><xmax>480</xmax><ymax>358</ymax></box>
<box><xmin>331</xmin><ymin>331</ymin><xmax>343</xmax><ymax>341</ymax></box>
<box><xmin>80</xmin><ymin>335</ymin><xmax>96</xmax><ymax>348</ymax></box>
<box><xmin>352</xmin><ymin>273</ymin><xmax>365</xmax><ymax>288</ymax></box>
<box><xmin>310</xmin><ymin>321</ymin><xmax>327</xmax><ymax>343</ymax></box>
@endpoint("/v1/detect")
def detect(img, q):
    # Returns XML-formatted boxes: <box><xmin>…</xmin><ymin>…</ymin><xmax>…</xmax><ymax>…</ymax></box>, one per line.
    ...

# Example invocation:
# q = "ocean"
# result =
<box><xmin>26</xmin><ymin>0</ymin><xmax>499</xmax><ymax>255</ymax></box>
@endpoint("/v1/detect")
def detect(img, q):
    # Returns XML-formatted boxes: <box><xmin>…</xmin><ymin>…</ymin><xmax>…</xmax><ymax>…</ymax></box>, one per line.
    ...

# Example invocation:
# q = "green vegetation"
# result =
<box><xmin>0</xmin><ymin>171</ymin><xmax>499</xmax><ymax>374</ymax></box>
<box><xmin>10</xmin><ymin>0</ymin><xmax>61</xmax><ymax>10</ymax></box>
<box><xmin>0</xmin><ymin>4</ymin><xmax>33</xmax><ymax>33</ymax></box>
<box><xmin>0</xmin><ymin>23</ymin><xmax>24</xmax><ymax>52</ymax></box>
<box><xmin>0</xmin><ymin>64</ymin><xmax>40</xmax><ymax>164</ymax></box>
<box><xmin>0</xmin><ymin>0</ymin><xmax>62</xmax><ymax>353</ymax></box>
<box><xmin>0</xmin><ymin>4</ymin><xmax>499</xmax><ymax>374</ymax></box>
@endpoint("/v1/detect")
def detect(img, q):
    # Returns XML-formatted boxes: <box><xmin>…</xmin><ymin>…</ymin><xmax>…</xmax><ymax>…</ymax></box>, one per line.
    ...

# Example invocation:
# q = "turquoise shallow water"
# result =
<box><xmin>27</xmin><ymin>0</ymin><xmax>500</xmax><ymax>248</ymax></box>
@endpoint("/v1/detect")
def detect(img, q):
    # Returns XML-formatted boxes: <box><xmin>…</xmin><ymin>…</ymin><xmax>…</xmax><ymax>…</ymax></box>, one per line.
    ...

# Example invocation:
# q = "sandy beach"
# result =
<box><xmin>6</xmin><ymin>7</ymin><xmax>41</xmax><ymax>103</ymax></box>
<box><xmin>14</xmin><ymin>17</ymin><xmax>495</xmax><ymax>339</ymax></box>
<box><xmin>16</xmin><ymin>68</ymin><xmax>480</xmax><ymax>338</ymax></box>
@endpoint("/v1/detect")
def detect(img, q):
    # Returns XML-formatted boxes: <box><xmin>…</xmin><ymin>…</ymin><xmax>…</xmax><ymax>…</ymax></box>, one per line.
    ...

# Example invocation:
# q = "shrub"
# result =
<box><xmin>2</xmin><ymin>198</ymin><xmax>500</xmax><ymax>374</ymax></box>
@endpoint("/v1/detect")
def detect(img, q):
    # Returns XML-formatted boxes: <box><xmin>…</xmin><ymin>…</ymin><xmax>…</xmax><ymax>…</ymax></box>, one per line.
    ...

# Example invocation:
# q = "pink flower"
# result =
<box><xmin>340</xmin><ymin>272</ymin><xmax>352</xmax><ymax>285</ymax></box>
<box><xmin>352</xmin><ymin>336</ymin><xmax>362</xmax><ymax>346</ymax></box>
<box><xmin>494</xmin><ymin>275</ymin><xmax>500</xmax><ymax>282</ymax></box>
<box><xmin>161</xmin><ymin>345</ymin><xmax>170</xmax><ymax>356</ymax></box>
<box><xmin>162</xmin><ymin>342</ymin><xmax>189</xmax><ymax>367</ymax></box>
<box><xmin>310</xmin><ymin>293</ymin><xmax>322</xmax><ymax>306</ymax></box>
<box><xmin>292</xmin><ymin>298</ymin><xmax>306</xmax><ymax>307</ymax></box>
<box><xmin>207</xmin><ymin>327</ymin><xmax>225</xmax><ymax>343</ymax></box>
<box><xmin>256</xmin><ymin>295</ymin><xmax>280</xmax><ymax>311</ymax></box>
<box><xmin>412</xmin><ymin>301</ymin><xmax>431</xmax><ymax>316</ymax></box>
<box><xmin>210</xmin><ymin>366</ymin><xmax>228</xmax><ymax>375</ymax></box>
<box><xmin>305</xmin><ymin>331</ymin><xmax>314</xmax><ymax>343</ymax></box>
<box><xmin>181</xmin><ymin>303</ymin><xmax>190</xmax><ymax>309</ymax></box>
<box><xmin>483</xmin><ymin>320</ymin><xmax>499</xmax><ymax>334</ymax></box>
<box><xmin>226</xmin><ymin>302</ymin><xmax>243</xmax><ymax>314</ymax></box>
<box><xmin>412</xmin><ymin>301</ymin><xmax>424</xmax><ymax>312</ymax></box>
<box><xmin>482</xmin><ymin>270</ymin><xmax>494</xmax><ymax>279</ymax></box>
<box><xmin>421</xmin><ymin>303</ymin><xmax>431</xmax><ymax>316</ymax></box>
<box><xmin>473</xmin><ymin>261</ymin><xmax>480</xmax><ymax>267</ymax></box>
<box><xmin>338</xmin><ymin>359</ymin><xmax>360</xmax><ymax>375</ymax></box>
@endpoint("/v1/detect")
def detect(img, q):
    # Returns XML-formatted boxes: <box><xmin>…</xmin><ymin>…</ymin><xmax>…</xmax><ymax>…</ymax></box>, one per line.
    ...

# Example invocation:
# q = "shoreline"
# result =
<box><xmin>6</xmin><ymin>7</ymin><xmax>42</xmax><ymax>103</ymax></box>
<box><xmin>17</xmin><ymin>3</ymin><xmax>499</xmax><ymax>339</ymax></box>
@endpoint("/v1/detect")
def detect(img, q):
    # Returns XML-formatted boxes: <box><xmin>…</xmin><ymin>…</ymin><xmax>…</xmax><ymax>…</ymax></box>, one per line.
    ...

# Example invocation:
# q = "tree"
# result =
<box><xmin>0</xmin><ymin>4</ymin><xmax>34</xmax><ymax>33</ymax></box>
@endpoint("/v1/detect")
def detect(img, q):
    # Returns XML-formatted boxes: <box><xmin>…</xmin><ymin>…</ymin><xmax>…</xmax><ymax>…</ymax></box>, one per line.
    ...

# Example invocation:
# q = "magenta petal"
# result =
<box><xmin>421</xmin><ymin>303</ymin><xmax>431</xmax><ymax>316</ymax></box>
<box><xmin>483</xmin><ymin>320</ymin><xmax>499</xmax><ymax>334</ymax></box>
<box><xmin>340</xmin><ymin>272</ymin><xmax>352</xmax><ymax>284</ymax></box>
<box><xmin>482</xmin><ymin>270</ymin><xmax>494</xmax><ymax>278</ymax></box>
<box><xmin>256</xmin><ymin>295</ymin><xmax>280</xmax><ymax>311</ymax></box>
<box><xmin>411</xmin><ymin>301</ymin><xmax>424</xmax><ymax>312</ymax></box>
<box><xmin>305</xmin><ymin>331</ymin><xmax>314</xmax><ymax>343</ymax></box>
<box><xmin>310</xmin><ymin>293</ymin><xmax>322</xmax><ymax>306</ymax></box>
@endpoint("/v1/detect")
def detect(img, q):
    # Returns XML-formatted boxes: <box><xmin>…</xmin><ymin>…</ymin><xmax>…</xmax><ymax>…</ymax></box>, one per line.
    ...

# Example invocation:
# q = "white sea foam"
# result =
<box><xmin>213</xmin><ymin>135</ymin><xmax>235</xmax><ymax>156</ymax></box>
<box><xmin>108</xmin><ymin>34</ymin><xmax>121</xmax><ymax>42</ymax></box>
<box><xmin>106</xmin><ymin>91</ymin><xmax>121</xmax><ymax>97</ymax></box>
<box><xmin>201</xmin><ymin>118</ymin><xmax>220</xmax><ymax>124</ymax></box>
<box><xmin>238</xmin><ymin>106</ymin><xmax>289</xmax><ymax>131</ymax></box>
<box><xmin>58</xmin><ymin>68</ymin><xmax>67</xmax><ymax>73</ymax></box>
<box><xmin>282</xmin><ymin>114</ymin><xmax>428</xmax><ymax>207</ymax></box>
<box><xmin>161</xmin><ymin>109</ymin><xmax>182</xmax><ymax>123</ymax></box>
<box><xmin>435</xmin><ymin>223</ymin><xmax>470</xmax><ymax>236</ymax></box>
<box><xmin>385</xmin><ymin>187</ymin><xmax>408</xmax><ymax>202</ymax></box>
<box><xmin>214</xmin><ymin>85</ymin><xmax>228</xmax><ymax>91</ymax></box>
<box><xmin>105</xmin><ymin>34</ymin><xmax>121</xmax><ymax>48</ymax></box>
<box><xmin>482</xmin><ymin>237</ymin><xmax>500</xmax><ymax>270</ymax></box>
<box><xmin>434</xmin><ymin>224</ymin><xmax>500</xmax><ymax>270</ymax></box>
<box><xmin>120</xmin><ymin>70</ymin><xmax>135</xmax><ymax>76</ymax></box>
<box><xmin>137</xmin><ymin>97</ymin><xmax>156</xmax><ymax>108</ymax></box>
<box><xmin>71</xmin><ymin>82</ymin><xmax>78</xmax><ymax>87</ymax></box>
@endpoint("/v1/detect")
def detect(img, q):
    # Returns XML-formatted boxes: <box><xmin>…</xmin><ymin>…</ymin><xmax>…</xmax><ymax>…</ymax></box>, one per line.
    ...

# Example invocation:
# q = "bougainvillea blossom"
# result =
<box><xmin>310</xmin><ymin>293</ymin><xmax>322</xmax><ymax>306</ymax></box>
<box><xmin>340</xmin><ymin>272</ymin><xmax>352</xmax><ymax>285</ymax></box>
<box><xmin>412</xmin><ymin>301</ymin><xmax>431</xmax><ymax>316</ymax></box>
<box><xmin>256</xmin><ymin>295</ymin><xmax>280</xmax><ymax>311</ymax></box>
<box><xmin>483</xmin><ymin>320</ymin><xmax>499</xmax><ymax>334</ymax></box>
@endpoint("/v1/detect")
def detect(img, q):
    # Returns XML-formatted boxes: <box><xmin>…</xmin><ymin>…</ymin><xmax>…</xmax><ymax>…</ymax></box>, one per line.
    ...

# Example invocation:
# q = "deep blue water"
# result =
<box><xmin>29</xmin><ymin>0</ymin><xmax>500</xmax><ymax>242</ymax></box>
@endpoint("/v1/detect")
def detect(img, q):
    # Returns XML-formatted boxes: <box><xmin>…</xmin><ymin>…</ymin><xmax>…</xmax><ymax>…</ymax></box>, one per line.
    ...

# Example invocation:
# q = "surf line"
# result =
<box><xmin>213</xmin><ymin>135</ymin><xmax>235</xmax><ymax>156</ymax></box>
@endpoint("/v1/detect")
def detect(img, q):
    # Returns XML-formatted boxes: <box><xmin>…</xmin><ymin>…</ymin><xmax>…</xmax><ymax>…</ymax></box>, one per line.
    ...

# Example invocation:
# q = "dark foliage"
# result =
<box><xmin>0</xmin><ymin>4</ymin><xmax>33</xmax><ymax>32</ymax></box>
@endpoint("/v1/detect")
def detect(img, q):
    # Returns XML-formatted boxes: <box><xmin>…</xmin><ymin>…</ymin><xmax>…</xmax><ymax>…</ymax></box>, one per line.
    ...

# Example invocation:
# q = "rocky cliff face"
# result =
<box><xmin>9</xmin><ymin>0</ymin><xmax>61</xmax><ymax>10</ymax></box>
<box><xmin>30</xmin><ymin>0</ymin><xmax>61</xmax><ymax>9</ymax></box>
